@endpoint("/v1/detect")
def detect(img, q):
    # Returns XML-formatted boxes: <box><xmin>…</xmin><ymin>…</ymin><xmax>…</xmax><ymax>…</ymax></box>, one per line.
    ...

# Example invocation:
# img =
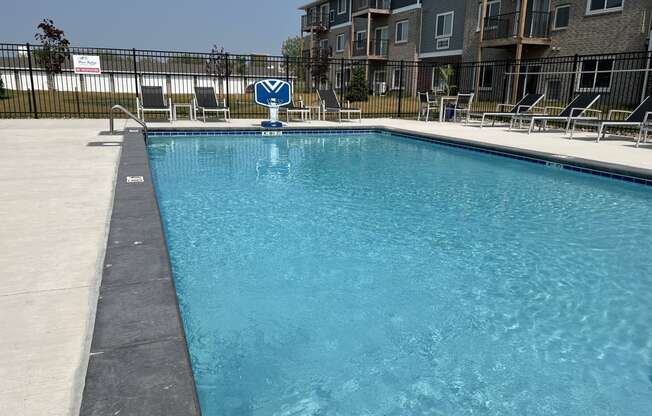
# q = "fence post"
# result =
<box><xmin>132</xmin><ymin>48</ymin><xmax>139</xmax><ymax>100</ymax></box>
<box><xmin>568</xmin><ymin>54</ymin><xmax>579</xmax><ymax>103</ymax></box>
<box><xmin>339</xmin><ymin>58</ymin><xmax>345</xmax><ymax>103</ymax></box>
<box><xmin>26</xmin><ymin>43</ymin><xmax>38</xmax><ymax>119</ymax></box>
<box><xmin>397</xmin><ymin>60</ymin><xmax>405</xmax><ymax>118</ymax></box>
<box><xmin>225</xmin><ymin>53</ymin><xmax>230</xmax><ymax>111</ymax></box>
<box><xmin>285</xmin><ymin>55</ymin><xmax>290</xmax><ymax>83</ymax></box>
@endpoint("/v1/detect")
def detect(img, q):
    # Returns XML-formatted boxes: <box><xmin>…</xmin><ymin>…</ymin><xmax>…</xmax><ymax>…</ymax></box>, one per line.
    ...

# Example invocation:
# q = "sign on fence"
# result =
<box><xmin>72</xmin><ymin>55</ymin><xmax>101</xmax><ymax>75</ymax></box>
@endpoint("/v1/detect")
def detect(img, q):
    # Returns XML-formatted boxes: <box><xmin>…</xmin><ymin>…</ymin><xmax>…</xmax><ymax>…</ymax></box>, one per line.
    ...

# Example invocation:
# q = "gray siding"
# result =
<box><xmin>330</xmin><ymin>0</ymin><xmax>351</xmax><ymax>26</ymax></box>
<box><xmin>420</xmin><ymin>0</ymin><xmax>467</xmax><ymax>55</ymax></box>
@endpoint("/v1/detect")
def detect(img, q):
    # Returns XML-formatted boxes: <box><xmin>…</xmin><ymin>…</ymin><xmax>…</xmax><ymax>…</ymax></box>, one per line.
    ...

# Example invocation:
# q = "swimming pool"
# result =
<box><xmin>148</xmin><ymin>131</ymin><xmax>652</xmax><ymax>416</ymax></box>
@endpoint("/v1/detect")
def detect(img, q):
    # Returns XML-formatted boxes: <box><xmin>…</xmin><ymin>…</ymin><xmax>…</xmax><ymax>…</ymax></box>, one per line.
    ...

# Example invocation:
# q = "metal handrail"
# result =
<box><xmin>109</xmin><ymin>104</ymin><xmax>148</xmax><ymax>137</ymax></box>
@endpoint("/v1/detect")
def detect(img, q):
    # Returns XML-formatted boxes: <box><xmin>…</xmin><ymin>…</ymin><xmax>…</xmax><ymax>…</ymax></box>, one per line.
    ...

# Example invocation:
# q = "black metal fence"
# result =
<box><xmin>0</xmin><ymin>42</ymin><xmax>650</xmax><ymax>120</ymax></box>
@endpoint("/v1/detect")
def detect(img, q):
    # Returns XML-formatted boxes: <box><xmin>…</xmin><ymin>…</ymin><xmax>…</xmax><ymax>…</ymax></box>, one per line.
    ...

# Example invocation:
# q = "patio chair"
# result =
<box><xmin>568</xmin><ymin>96</ymin><xmax>652</xmax><ymax>146</ymax></box>
<box><xmin>512</xmin><ymin>92</ymin><xmax>601</xmax><ymax>134</ymax></box>
<box><xmin>193</xmin><ymin>86</ymin><xmax>230</xmax><ymax>122</ymax></box>
<box><xmin>479</xmin><ymin>93</ymin><xmax>544</xmax><ymax>128</ymax></box>
<box><xmin>318</xmin><ymin>89</ymin><xmax>362</xmax><ymax>123</ymax></box>
<box><xmin>137</xmin><ymin>86</ymin><xmax>172</xmax><ymax>121</ymax></box>
<box><xmin>281</xmin><ymin>97</ymin><xmax>311</xmax><ymax>122</ymax></box>
<box><xmin>417</xmin><ymin>92</ymin><xmax>440</xmax><ymax>122</ymax></box>
<box><xmin>451</xmin><ymin>93</ymin><xmax>474</xmax><ymax>124</ymax></box>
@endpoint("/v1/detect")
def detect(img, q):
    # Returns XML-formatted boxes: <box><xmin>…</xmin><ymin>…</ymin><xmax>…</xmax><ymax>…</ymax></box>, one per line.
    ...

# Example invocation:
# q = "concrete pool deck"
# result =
<box><xmin>0</xmin><ymin>117</ymin><xmax>650</xmax><ymax>415</ymax></box>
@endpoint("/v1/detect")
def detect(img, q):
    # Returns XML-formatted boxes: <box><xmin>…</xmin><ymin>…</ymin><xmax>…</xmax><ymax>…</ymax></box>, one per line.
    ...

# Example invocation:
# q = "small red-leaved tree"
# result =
<box><xmin>34</xmin><ymin>19</ymin><xmax>70</xmax><ymax>91</ymax></box>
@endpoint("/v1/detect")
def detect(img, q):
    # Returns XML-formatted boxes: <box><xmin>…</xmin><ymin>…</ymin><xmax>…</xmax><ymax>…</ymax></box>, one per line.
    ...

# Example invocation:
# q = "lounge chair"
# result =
<box><xmin>568</xmin><ymin>96</ymin><xmax>652</xmax><ymax>146</ymax></box>
<box><xmin>512</xmin><ymin>92</ymin><xmax>601</xmax><ymax>134</ymax></box>
<box><xmin>137</xmin><ymin>86</ymin><xmax>172</xmax><ymax>121</ymax></box>
<box><xmin>318</xmin><ymin>89</ymin><xmax>362</xmax><ymax>123</ymax></box>
<box><xmin>417</xmin><ymin>92</ymin><xmax>440</xmax><ymax>122</ymax></box>
<box><xmin>281</xmin><ymin>98</ymin><xmax>311</xmax><ymax>122</ymax></box>
<box><xmin>451</xmin><ymin>93</ymin><xmax>474</xmax><ymax>124</ymax></box>
<box><xmin>193</xmin><ymin>87</ymin><xmax>230</xmax><ymax>122</ymax></box>
<box><xmin>479</xmin><ymin>93</ymin><xmax>544</xmax><ymax>128</ymax></box>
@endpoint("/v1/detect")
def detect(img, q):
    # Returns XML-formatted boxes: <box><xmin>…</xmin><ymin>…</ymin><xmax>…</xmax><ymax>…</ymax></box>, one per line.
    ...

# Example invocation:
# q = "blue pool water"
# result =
<box><xmin>148</xmin><ymin>132</ymin><xmax>652</xmax><ymax>416</ymax></box>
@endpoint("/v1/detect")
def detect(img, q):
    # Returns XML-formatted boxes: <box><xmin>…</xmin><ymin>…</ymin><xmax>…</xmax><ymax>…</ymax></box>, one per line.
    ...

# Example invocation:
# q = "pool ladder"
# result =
<box><xmin>109</xmin><ymin>105</ymin><xmax>148</xmax><ymax>138</ymax></box>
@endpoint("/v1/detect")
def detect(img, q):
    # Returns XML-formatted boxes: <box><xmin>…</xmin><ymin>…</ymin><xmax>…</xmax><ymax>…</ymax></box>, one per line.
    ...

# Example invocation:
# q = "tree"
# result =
<box><xmin>438</xmin><ymin>65</ymin><xmax>457</xmax><ymax>96</ymax></box>
<box><xmin>345</xmin><ymin>65</ymin><xmax>369</xmax><ymax>102</ymax></box>
<box><xmin>34</xmin><ymin>19</ymin><xmax>70</xmax><ymax>90</ymax></box>
<box><xmin>206</xmin><ymin>45</ymin><xmax>231</xmax><ymax>88</ymax></box>
<box><xmin>0</xmin><ymin>75</ymin><xmax>5</xmax><ymax>98</ymax></box>
<box><xmin>281</xmin><ymin>36</ymin><xmax>301</xmax><ymax>58</ymax></box>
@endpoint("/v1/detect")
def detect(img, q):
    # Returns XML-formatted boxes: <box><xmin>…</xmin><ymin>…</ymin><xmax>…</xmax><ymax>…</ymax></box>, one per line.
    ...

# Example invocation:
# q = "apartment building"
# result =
<box><xmin>300</xmin><ymin>0</ymin><xmax>652</xmax><ymax>100</ymax></box>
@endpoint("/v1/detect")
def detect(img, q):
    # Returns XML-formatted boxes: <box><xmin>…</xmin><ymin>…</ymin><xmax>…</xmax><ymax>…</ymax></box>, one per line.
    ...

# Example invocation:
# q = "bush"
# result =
<box><xmin>345</xmin><ymin>66</ymin><xmax>369</xmax><ymax>102</ymax></box>
<box><xmin>0</xmin><ymin>76</ymin><xmax>5</xmax><ymax>98</ymax></box>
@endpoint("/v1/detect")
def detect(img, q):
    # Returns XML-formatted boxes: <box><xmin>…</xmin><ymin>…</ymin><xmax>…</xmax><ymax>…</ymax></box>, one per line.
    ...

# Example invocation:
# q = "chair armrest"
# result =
<box><xmin>607</xmin><ymin>109</ymin><xmax>631</xmax><ymax>120</ymax></box>
<box><xmin>496</xmin><ymin>103</ymin><xmax>513</xmax><ymax>111</ymax></box>
<box><xmin>544</xmin><ymin>106</ymin><xmax>564</xmax><ymax>115</ymax></box>
<box><xmin>644</xmin><ymin>112</ymin><xmax>652</xmax><ymax>125</ymax></box>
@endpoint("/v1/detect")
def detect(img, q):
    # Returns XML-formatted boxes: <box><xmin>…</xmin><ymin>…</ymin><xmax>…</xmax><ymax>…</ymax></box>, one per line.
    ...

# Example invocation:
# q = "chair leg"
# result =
<box><xmin>528</xmin><ymin>119</ymin><xmax>535</xmax><ymax>134</ymax></box>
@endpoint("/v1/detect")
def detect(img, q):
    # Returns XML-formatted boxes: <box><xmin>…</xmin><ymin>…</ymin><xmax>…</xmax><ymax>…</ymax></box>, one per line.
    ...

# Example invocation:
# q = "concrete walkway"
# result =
<box><xmin>0</xmin><ymin>120</ymin><xmax>121</xmax><ymax>416</ymax></box>
<box><xmin>0</xmin><ymin>117</ymin><xmax>649</xmax><ymax>416</ymax></box>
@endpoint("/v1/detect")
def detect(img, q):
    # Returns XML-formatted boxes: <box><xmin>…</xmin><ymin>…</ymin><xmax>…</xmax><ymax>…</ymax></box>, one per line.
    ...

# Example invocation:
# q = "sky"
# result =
<box><xmin>1</xmin><ymin>0</ymin><xmax>307</xmax><ymax>55</ymax></box>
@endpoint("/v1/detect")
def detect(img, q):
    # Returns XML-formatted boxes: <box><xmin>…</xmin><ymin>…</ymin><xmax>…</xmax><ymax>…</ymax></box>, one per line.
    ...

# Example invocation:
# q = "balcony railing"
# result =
<box><xmin>301</xmin><ymin>11</ymin><xmax>330</xmax><ymax>31</ymax></box>
<box><xmin>483</xmin><ymin>11</ymin><xmax>551</xmax><ymax>42</ymax></box>
<box><xmin>352</xmin><ymin>39</ymin><xmax>389</xmax><ymax>58</ymax></box>
<box><xmin>352</xmin><ymin>0</ymin><xmax>391</xmax><ymax>14</ymax></box>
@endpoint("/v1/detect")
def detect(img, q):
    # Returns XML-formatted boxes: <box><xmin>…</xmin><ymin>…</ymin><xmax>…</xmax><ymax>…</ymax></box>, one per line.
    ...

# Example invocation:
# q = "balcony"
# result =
<box><xmin>482</xmin><ymin>11</ymin><xmax>552</xmax><ymax>47</ymax></box>
<box><xmin>352</xmin><ymin>38</ymin><xmax>389</xmax><ymax>59</ymax></box>
<box><xmin>302</xmin><ymin>12</ymin><xmax>330</xmax><ymax>32</ymax></box>
<box><xmin>352</xmin><ymin>0</ymin><xmax>391</xmax><ymax>16</ymax></box>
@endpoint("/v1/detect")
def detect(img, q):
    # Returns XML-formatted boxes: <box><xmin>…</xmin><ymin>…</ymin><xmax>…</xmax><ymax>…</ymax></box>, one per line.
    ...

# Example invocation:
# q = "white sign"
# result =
<box><xmin>73</xmin><ymin>55</ymin><xmax>101</xmax><ymax>74</ymax></box>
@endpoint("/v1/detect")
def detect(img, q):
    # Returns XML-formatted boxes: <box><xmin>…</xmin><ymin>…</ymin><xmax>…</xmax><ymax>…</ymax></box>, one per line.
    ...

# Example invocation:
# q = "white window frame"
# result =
<box><xmin>392</xmin><ymin>68</ymin><xmax>405</xmax><ymax>90</ymax></box>
<box><xmin>586</xmin><ymin>0</ymin><xmax>624</xmax><ymax>16</ymax></box>
<box><xmin>545</xmin><ymin>78</ymin><xmax>563</xmax><ymax>101</ymax></box>
<box><xmin>436</xmin><ymin>38</ymin><xmax>451</xmax><ymax>50</ymax></box>
<box><xmin>336</xmin><ymin>34</ymin><xmax>345</xmax><ymax>52</ymax></box>
<box><xmin>477</xmin><ymin>0</ymin><xmax>501</xmax><ymax>31</ymax></box>
<box><xmin>478</xmin><ymin>65</ymin><xmax>493</xmax><ymax>91</ymax></box>
<box><xmin>553</xmin><ymin>5</ymin><xmax>571</xmax><ymax>30</ymax></box>
<box><xmin>338</xmin><ymin>0</ymin><xmax>347</xmax><ymax>15</ymax></box>
<box><xmin>395</xmin><ymin>20</ymin><xmax>409</xmax><ymax>44</ymax></box>
<box><xmin>355</xmin><ymin>30</ymin><xmax>366</xmax><ymax>50</ymax></box>
<box><xmin>576</xmin><ymin>57</ymin><xmax>615</xmax><ymax>92</ymax></box>
<box><xmin>436</xmin><ymin>11</ymin><xmax>454</xmax><ymax>39</ymax></box>
<box><xmin>431</xmin><ymin>67</ymin><xmax>447</xmax><ymax>92</ymax></box>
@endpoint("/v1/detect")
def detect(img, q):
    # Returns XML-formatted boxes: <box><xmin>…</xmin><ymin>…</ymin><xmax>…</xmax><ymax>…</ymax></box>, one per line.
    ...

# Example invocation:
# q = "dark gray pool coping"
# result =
<box><xmin>79</xmin><ymin>129</ymin><xmax>201</xmax><ymax>416</ymax></box>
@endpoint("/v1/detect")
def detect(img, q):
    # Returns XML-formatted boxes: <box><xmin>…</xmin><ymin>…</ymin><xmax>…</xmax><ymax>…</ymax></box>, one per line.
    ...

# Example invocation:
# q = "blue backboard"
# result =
<box><xmin>255</xmin><ymin>79</ymin><xmax>292</xmax><ymax>107</ymax></box>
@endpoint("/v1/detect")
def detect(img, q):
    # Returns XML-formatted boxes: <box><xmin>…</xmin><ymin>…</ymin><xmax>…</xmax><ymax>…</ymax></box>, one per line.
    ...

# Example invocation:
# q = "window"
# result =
<box><xmin>335</xmin><ymin>72</ymin><xmax>342</xmax><ymax>89</ymax></box>
<box><xmin>477</xmin><ymin>1</ymin><xmax>501</xmax><ymax>31</ymax></box>
<box><xmin>553</xmin><ymin>5</ymin><xmax>571</xmax><ymax>29</ymax></box>
<box><xmin>355</xmin><ymin>30</ymin><xmax>366</xmax><ymax>50</ymax></box>
<box><xmin>578</xmin><ymin>58</ymin><xmax>614</xmax><ymax>91</ymax></box>
<box><xmin>586</xmin><ymin>0</ymin><xmax>623</xmax><ymax>15</ymax></box>
<box><xmin>479</xmin><ymin>65</ymin><xmax>493</xmax><ymax>90</ymax></box>
<box><xmin>336</xmin><ymin>34</ymin><xmax>345</xmax><ymax>52</ymax></box>
<box><xmin>338</xmin><ymin>0</ymin><xmax>347</xmax><ymax>15</ymax></box>
<box><xmin>319</xmin><ymin>39</ymin><xmax>329</xmax><ymax>51</ymax></box>
<box><xmin>545</xmin><ymin>79</ymin><xmax>562</xmax><ymax>101</ymax></box>
<box><xmin>436</xmin><ymin>12</ymin><xmax>454</xmax><ymax>38</ymax></box>
<box><xmin>395</xmin><ymin>20</ymin><xmax>409</xmax><ymax>44</ymax></box>
<box><xmin>432</xmin><ymin>67</ymin><xmax>447</xmax><ymax>92</ymax></box>
<box><xmin>392</xmin><ymin>68</ymin><xmax>405</xmax><ymax>90</ymax></box>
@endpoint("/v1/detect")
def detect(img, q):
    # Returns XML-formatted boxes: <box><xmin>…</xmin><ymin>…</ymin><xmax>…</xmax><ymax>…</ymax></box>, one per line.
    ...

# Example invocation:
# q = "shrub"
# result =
<box><xmin>345</xmin><ymin>65</ymin><xmax>369</xmax><ymax>102</ymax></box>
